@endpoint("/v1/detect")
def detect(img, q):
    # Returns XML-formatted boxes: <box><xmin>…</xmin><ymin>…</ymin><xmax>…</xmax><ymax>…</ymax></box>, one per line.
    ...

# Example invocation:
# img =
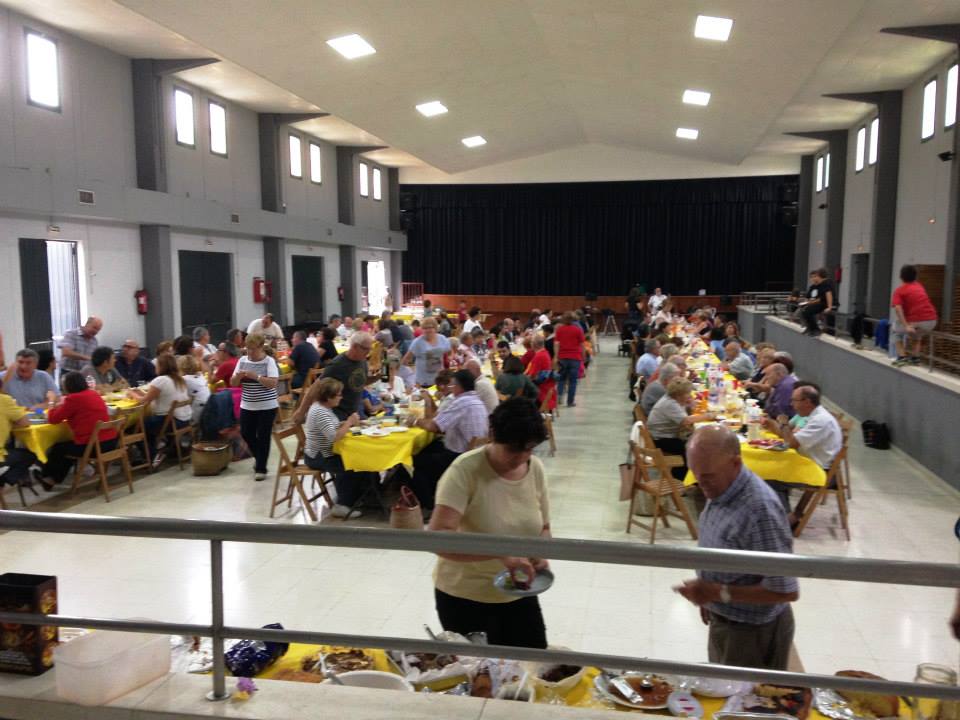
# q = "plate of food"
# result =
<box><xmin>361</xmin><ymin>427</ymin><xmax>390</xmax><ymax>438</ymax></box>
<box><xmin>813</xmin><ymin>671</ymin><xmax>900</xmax><ymax>720</ymax></box>
<box><xmin>493</xmin><ymin>568</ymin><xmax>554</xmax><ymax>597</ymax></box>
<box><xmin>722</xmin><ymin>685</ymin><xmax>813</xmax><ymax>719</ymax></box>
<box><xmin>594</xmin><ymin>672</ymin><xmax>675</xmax><ymax>709</ymax></box>
<box><xmin>747</xmin><ymin>438</ymin><xmax>789</xmax><ymax>451</ymax></box>
<box><xmin>318</xmin><ymin>648</ymin><xmax>376</xmax><ymax>675</ymax></box>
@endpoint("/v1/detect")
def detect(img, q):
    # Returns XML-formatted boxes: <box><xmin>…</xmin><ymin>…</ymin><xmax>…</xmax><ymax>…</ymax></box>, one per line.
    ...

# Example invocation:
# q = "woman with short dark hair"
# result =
<box><xmin>428</xmin><ymin>397</ymin><xmax>551</xmax><ymax>648</ymax></box>
<box><xmin>495</xmin><ymin>355</ymin><xmax>539</xmax><ymax>402</ymax></box>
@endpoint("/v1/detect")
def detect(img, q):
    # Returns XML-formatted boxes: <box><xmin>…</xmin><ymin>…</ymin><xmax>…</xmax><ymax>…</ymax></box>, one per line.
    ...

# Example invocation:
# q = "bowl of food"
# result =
<box><xmin>529</xmin><ymin>662</ymin><xmax>586</xmax><ymax>694</ymax></box>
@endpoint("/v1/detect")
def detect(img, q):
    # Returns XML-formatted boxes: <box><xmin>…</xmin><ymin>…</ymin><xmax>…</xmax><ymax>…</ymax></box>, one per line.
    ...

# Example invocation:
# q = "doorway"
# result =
<box><xmin>18</xmin><ymin>238</ymin><xmax>81</xmax><ymax>355</ymax></box>
<box><xmin>849</xmin><ymin>253</ymin><xmax>869</xmax><ymax>314</ymax></box>
<box><xmin>362</xmin><ymin>260</ymin><xmax>387</xmax><ymax>315</ymax></box>
<box><xmin>178</xmin><ymin>250</ymin><xmax>233</xmax><ymax>343</ymax></box>
<box><xmin>291</xmin><ymin>254</ymin><xmax>324</xmax><ymax>326</ymax></box>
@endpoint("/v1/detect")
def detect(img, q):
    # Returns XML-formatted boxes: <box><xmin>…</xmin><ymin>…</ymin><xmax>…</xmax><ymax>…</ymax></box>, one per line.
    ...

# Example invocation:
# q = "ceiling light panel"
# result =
<box><xmin>416</xmin><ymin>101</ymin><xmax>448</xmax><ymax>117</ymax></box>
<box><xmin>682</xmin><ymin>89</ymin><xmax>711</xmax><ymax>106</ymax></box>
<box><xmin>694</xmin><ymin>15</ymin><xmax>733</xmax><ymax>41</ymax></box>
<box><xmin>326</xmin><ymin>34</ymin><xmax>376</xmax><ymax>59</ymax></box>
<box><xmin>462</xmin><ymin>135</ymin><xmax>486</xmax><ymax>148</ymax></box>
<box><xmin>676</xmin><ymin>127</ymin><xmax>699</xmax><ymax>140</ymax></box>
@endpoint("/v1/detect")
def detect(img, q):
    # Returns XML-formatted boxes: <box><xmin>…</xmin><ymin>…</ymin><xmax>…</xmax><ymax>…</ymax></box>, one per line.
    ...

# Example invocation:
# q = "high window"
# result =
<box><xmin>309</xmin><ymin>142</ymin><xmax>322</xmax><ymax>183</ymax></box>
<box><xmin>922</xmin><ymin>78</ymin><xmax>937</xmax><ymax>140</ymax></box>
<box><xmin>372</xmin><ymin>167</ymin><xmax>382</xmax><ymax>200</ymax></box>
<box><xmin>174</xmin><ymin>88</ymin><xmax>195</xmax><ymax>147</ymax></box>
<box><xmin>359</xmin><ymin>161</ymin><xmax>369</xmax><ymax>197</ymax></box>
<box><xmin>824</xmin><ymin>153</ymin><xmax>831</xmax><ymax>189</ymax></box>
<box><xmin>289</xmin><ymin>134</ymin><xmax>302</xmax><ymax>178</ymax></box>
<box><xmin>855</xmin><ymin>126</ymin><xmax>866</xmax><ymax>172</ymax></box>
<box><xmin>26</xmin><ymin>31</ymin><xmax>60</xmax><ymax>110</ymax></box>
<box><xmin>208</xmin><ymin>101</ymin><xmax>227</xmax><ymax>156</ymax></box>
<box><xmin>868</xmin><ymin>117</ymin><xmax>879</xmax><ymax>165</ymax></box>
<box><xmin>815</xmin><ymin>155</ymin><xmax>824</xmax><ymax>193</ymax></box>
<box><xmin>946</xmin><ymin>64</ymin><xmax>958</xmax><ymax>129</ymax></box>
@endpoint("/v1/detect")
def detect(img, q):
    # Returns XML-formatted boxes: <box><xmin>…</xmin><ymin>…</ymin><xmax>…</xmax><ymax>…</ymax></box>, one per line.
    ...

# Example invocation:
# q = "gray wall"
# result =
<box><xmin>840</xmin><ymin>119</ymin><xmax>877</xmax><ymax>312</ymax></box>
<box><xmin>281</xmin><ymin>126</ymin><xmax>338</xmax><ymax>221</ymax></box>
<box><xmin>765</xmin><ymin>316</ymin><xmax>960</xmax><ymax>487</ymax></box>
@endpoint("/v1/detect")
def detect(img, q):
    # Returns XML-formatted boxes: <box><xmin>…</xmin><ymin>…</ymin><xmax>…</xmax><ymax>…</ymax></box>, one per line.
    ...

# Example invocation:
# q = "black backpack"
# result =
<box><xmin>861</xmin><ymin>420</ymin><xmax>891</xmax><ymax>449</ymax></box>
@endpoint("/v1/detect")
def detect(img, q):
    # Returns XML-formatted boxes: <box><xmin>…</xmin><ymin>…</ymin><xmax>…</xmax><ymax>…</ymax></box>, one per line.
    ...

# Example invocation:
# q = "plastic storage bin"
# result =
<box><xmin>54</xmin><ymin>628</ymin><xmax>170</xmax><ymax>705</ymax></box>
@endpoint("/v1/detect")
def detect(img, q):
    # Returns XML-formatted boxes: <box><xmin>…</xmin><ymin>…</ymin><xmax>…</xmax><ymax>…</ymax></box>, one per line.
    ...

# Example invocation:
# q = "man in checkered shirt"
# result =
<box><xmin>675</xmin><ymin>425</ymin><xmax>799</xmax><ymax>670</ymax></box>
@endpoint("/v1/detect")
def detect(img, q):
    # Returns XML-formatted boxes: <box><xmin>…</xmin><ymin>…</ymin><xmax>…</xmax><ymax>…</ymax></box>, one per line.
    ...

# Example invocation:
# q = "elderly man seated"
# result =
<box><xmin>3</xmin><ymin>349</ymin><xmax>58</xmax><ymax>409</ymax></box>
<box><xmin>721</xmin><ymin>341</ymin><xmax>754</xmax><ymax>381</ymax></box>
<box><xmin>635</xmin><ymin>339</ymin><xmax>661</xmax><ymax>382</ymax></box>
<box><xmin>246</xmin><ymin>313</ymin><xmax>284</xmax><ymax>345</ymax></box>
<box><xmin>80</xmin><ymin>346</ymin><xmax>127</xmax><ymax>392</ymax></box>
<box><xmin>464</xmin><ymin>358</ymin><xmax>498</xmax><ymax>413</ymax></box>
<box><xmin>289</xmin><ymin>330</ymin><xmax>321</xmax><ymax>389</ymax></box>
<box><xmin>640</xmin><ymin>361</ymin><xmax>682</xmax><ymax>416</ymax></box>
<box><xmin>115</xmin><ymin>340</ymin><xmax>156</xmax><ymax>386</ymax></box>
<box><xmin>763</xmin><ymin>383</ymin><xmax>842</xmax><ymax>522</ymax></box>
<box><xmin>400</xmin><ymin>369</ymin><xmax>488</xmax><ymax>516</ymax></box>
<box><xmin>762</xmin><ymin>364</ymin><xmax>796</xmax><ymax>420</ymax></box>
<box><xmin>337</xmin><ymin>316</ymin><xmax>354</xmax><ymax>339</ymax></box>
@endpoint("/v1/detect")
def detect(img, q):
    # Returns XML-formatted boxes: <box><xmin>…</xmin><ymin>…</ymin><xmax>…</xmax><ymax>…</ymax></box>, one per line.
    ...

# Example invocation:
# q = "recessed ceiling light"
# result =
<box><xmin>416</xmin><ymin>101</ymin><xmax>448</xmax><ymax>117</ymax></box>
<box><xmin>326</xmin><ymin>34</ymin><xmax>376</xmax><ymax>59</ymax></box>
<box><xmin>676</xmin><ymin>127</ymin><xmax>699</xmax><ymax>140</ymax></box>
<box><xmin>462</xmin><ymin>135</ymin><xmax>486</xmax><ymax>148</ymax></box>
<box><xmin>694</xmin><ymin>15</ymin><xmax>733</xmax><ymax>41</ymax></box>
<box><xmin>682</xmin><ymin>89</ymin><xmax>711</xmax><ymax>106</ymax></box>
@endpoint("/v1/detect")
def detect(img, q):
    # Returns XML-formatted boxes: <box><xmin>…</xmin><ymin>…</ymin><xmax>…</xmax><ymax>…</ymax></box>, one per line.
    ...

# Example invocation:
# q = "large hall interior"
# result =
<box><xmin>0</xmin><ymin>2</ymin><xmax>959</xmax><ymax>719</ymax></box>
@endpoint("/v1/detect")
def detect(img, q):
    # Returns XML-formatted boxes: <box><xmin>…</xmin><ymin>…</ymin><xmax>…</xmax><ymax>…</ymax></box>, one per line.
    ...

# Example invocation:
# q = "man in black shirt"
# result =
<box><xmin>294</xmin><ymin>332</ymin><xmax>372</xmax><ymax>421</ymax></box>
<box><xmin>799</xmin><ymin>268</ymin><xmax>834</xmax><ymax>337</ymax></box>
<box><xmin>288</xmin><ymin>331</ymin><xmax>320</xmax><ymax>388</ymax></box>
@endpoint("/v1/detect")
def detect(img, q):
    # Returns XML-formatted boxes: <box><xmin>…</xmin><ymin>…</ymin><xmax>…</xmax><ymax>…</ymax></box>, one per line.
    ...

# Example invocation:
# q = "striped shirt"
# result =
<box><xmin>234</xmin><ymin>356</ymin><xmax>279</xmax><ymax>411</ymax></box>
<box><xmin>304</xmin><ymin>404</ymin><xmax>340</xmax><ymax>459</ymax></box>
<box><xmin>434</xmin><ymin>391</ymin><xmax>489</xmax><ymax>453</ymax></box>
<box><xmin>58</xmin><ymin>327</ymin><xmax>99</xmax><ymax>372</ymax></box>
<box><xmin>697</xmin><ymin>465</ymin><xmax>798</xmax><ymax>624</ymax></box>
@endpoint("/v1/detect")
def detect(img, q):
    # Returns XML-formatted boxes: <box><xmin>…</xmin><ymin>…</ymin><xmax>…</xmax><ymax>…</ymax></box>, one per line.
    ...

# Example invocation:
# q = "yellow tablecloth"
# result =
<box><xmin>333</xmin><ymin>427</ymin><xmax>434</xmax><ymax>472</ymax></box>
<box><xmin>258</xmin><ymin>643</ymin><xmax>397</xmax><ymax>680</ymax></box>
<box><xmin>684</xmin><ymin>440</ymin><xmax>826</xmax><ymax>488</ymax></box>
<box><xmin>12</xmin><ymin>398</ymin><xmax>142</xmax><ymax>464</ymax></box>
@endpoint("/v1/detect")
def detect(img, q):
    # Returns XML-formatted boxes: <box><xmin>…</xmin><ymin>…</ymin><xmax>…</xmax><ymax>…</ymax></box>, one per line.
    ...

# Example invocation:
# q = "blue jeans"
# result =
<box><xmin>556</xmin><ymin>358</ymin><xmax>581</xmax><ymax>405</ymax></box>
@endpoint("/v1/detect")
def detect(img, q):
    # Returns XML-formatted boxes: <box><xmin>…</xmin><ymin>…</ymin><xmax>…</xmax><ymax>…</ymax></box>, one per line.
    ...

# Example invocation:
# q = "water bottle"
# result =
<box><xmin>86</xmin><ymin>375</ymin><xmax>96</xmax><ymax>390</ymax></box>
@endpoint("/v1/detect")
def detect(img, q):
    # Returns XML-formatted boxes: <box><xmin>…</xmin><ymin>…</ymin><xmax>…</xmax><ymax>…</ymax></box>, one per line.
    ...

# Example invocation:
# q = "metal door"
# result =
<box><xmin>178</xmin><ymin>250</ymin><xmax>233</xmax><ymax>343</ymax></box>
<box><xmin>850</xmin><ymin>253</ymin><xmax>870</xmax><ymax>314</ymax></box>
<box><xmin>291</xmin><ymin>255</ymin><xmax>324</xmax><ymax>325</ymax></box>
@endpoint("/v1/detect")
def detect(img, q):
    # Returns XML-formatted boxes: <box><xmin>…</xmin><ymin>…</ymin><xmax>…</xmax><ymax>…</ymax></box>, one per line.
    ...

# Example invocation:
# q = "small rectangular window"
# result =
<box><xmin>824</xmin><ymin>153</ymin><xmax>830</xmax><ymax>189</ymax></box>
<box><xmin>208</xmin><ymin>101</ymin><xmax>227</xmax><ymax>156</ymax></box>
<box><xmin>359</xmin><ymin>161</ymin><xmax>369</xmax><ymax>197</ymax></box>
<box><xmin>309</xmin><ymin>142</ymin><xmax>322</xmax><ymax>184</ymax></box>
<box><xmin>922</xmin><ymin>78</ymin><xmax>937</xmax><ymax>140</ymax></box>
<box><xmin>855</xmin><ymin>127</ymin><xmax>866</xmax><ymax>172</ymax></box>
<box><xmin>372</xmin><ymin>167</ymin><xmax>382</xmax><ymax>200</ymax></box>
<box><xmin>289</xmin><ymin>134</ymin><xmax>302</xmax><ymax>178</ymax></box>
<box><xmin>815</xmin><ymin>155</ymin><xmax>824</xmax><ymax>193</ymax></box>
<box><xmin>174</xmin><ymin>88</ymin><xmax>195</xmax><ymax>147</ymax></box>
<box><xmin>946</xmin><ymin>64</ymin><xmax>958</xmax><ymax>128</ymax></box>
<box><xmin>868</xmin><ymin>117</ymin><xmax>879</xmax><ymax>165</ymax></box>
<box><xmin>26</xmin><ymin>31</ymin><xmax>60</xmax><ymax>110</ymax></box>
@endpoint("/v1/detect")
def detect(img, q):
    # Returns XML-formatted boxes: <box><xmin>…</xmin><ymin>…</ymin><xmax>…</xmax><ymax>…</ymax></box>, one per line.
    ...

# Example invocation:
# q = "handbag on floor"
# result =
<box><xmin>861</xmin><ymin>420</ymin><xmax>891</xmax><ymax>449</ymax></box>
<box><xmin>389</xmin><ymin>485</ymin><xmax>423</xmax><ymax>530</ymax></box>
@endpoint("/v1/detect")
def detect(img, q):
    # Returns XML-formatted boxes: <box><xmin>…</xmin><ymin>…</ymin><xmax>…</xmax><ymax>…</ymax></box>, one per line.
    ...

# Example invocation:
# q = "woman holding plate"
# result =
<box><xmin>427</xmin><ymin>397</ymin><xmax>551</xmax><ymax>648</ymax></box>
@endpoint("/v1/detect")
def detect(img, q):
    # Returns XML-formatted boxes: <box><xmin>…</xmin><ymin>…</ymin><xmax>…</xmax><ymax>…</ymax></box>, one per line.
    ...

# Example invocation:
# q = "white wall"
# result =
<box><xmin>163</xmin><ymin>77</ymin><xmax>260</xmax><ymax>209</ymax></box>
<box><xmin>354</xmin><ymin>157</ymin><xmax>389</xmax><ymax>230</ymax></box>
<box><xmin>0</xmin><ymin>216</ymin><xmax>143</xmax><ymax>350</ymax></box>
<box><xmin>893</xmin><ymin>54</ymin><xmax>957</xmax><ymax>287</ymax></box>
<box><xmin>169</xmin><ymin>232</ymin><xmax>265</xmax><ymax>335</ymax></box>
<box><xmin>0</xmin><ymin>9</ymin><xmax>136</xmax><ymax>190</ymax></box>
<box><xmin>283</xmin><ymin>241</ymin><xmax>342</xmax><ymax>326</ymax></box>
<box><xmin>839</xmin><ymin>120</ymin><xmax>877</xmax><ymax>311</ymax></box>
<box><xmin>280</xmin><ymin>126</ymin><xmax>338</xmax><ymax>221</ymax></box>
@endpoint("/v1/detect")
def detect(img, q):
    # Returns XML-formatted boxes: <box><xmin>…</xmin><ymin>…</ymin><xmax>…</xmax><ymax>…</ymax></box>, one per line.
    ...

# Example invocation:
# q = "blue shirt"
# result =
<box><xmin>635</xmin><ymin>353</ymin><xmax>659</xmax><ymax>380</ymax></box>
<box><xmin>697</xmin><ymin>464</ymin><xmax>798</xmax><ymax>624</ymax></box>
<box><xmin>4</xmin><ymin>370</ymin><xmax>58</xmax><ymax>407</ymax></box>
<box><xmin>765</xmin><ymin>374</ymin><xmax>797</xmax><ymax>419</ymax></box>
<box><xmin>115</xmin><ymin>355</ymin><xmax>156</xmax><ymax>386</ymax></box>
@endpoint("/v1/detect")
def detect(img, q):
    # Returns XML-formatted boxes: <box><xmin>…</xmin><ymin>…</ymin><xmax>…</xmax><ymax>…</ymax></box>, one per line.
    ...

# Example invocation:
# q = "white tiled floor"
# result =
<box><xmin>1</xmin><ymin>348</ymin><xmax>958</xmax><ymax>683</ymax></box>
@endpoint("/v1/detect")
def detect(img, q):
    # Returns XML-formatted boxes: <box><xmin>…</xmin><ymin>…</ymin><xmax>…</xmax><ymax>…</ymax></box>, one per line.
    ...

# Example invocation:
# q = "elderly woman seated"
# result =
<box><xmin>79</xmin><ymin>346</ymin><xmax>127</xmax><ymax>393</ymax></box>
<box><xmin>646</xmin><ymin>378</ymin><xmax>717</xmax><ymax>478</ymax></box>
<box><xmin>495</xmin><ymin>355</ymin><xmax>538</xmax><ymax>402</ymax></box>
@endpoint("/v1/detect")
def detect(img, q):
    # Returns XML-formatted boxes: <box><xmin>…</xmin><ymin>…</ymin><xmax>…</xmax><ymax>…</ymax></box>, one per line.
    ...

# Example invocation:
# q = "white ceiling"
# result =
<box><xmin>5</xmin><ymin>0</ymin><xmax>960</xmax><ymax>180</ymax></box>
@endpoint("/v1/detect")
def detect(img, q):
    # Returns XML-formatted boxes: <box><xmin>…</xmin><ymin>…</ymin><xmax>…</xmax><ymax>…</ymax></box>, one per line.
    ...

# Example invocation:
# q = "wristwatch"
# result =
<box><xmin>718</xmin><ymin>584</ymin><xmax>732</xmax><ymax>603</ymax></box>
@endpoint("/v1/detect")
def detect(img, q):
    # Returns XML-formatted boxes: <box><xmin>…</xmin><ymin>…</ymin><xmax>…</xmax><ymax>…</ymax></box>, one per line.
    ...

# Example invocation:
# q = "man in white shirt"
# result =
<box><xmin>338</xmin><ymin>316</ymin><xmax>354</xmax><ymax>339</ymax></box>
<box><xmin>764</xmin><ymin>383</ymin><xmax>842</xmax><ymax>520</ymax></box>
<box><xmin>464</xmin><ymin>359</ymin><xmax>498</xmax><ymax>414</ymax></box>
<box><xmin>648</xmin><ymin>288</ymin><xmax>667</xmax><ymax>314</ymax></box>
<box><xmin>463</xmin><ymin>307</ymin><xmax>483</xmax><ymax>334</ymax></box>
<box><xmin>246</xmin><ymin>313</ymin><xmax>284</xmax><ymax>344</ymax></box>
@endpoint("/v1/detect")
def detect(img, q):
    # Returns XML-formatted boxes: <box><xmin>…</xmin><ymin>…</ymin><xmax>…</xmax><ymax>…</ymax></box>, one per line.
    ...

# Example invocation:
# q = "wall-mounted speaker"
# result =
<box><xmin>399</xmin><ymin>192</ymin><xmax>419</xmax><ymax>212</ymax></box>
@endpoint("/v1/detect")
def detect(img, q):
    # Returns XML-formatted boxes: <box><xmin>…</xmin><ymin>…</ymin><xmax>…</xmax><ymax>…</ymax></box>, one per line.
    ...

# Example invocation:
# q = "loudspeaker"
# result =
<box><xmin>399</xmin><ymin>192</ymin><xmax>419</xmax><ymax>212</ymax></box>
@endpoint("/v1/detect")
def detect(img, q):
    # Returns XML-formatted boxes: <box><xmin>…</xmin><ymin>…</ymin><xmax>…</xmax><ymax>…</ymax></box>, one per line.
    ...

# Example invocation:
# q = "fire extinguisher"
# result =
<box><xmin>135</xmin><ymin>289</ymin><xmax>148</xmax><ymax>315</ymax></box>
<box><xmin>253</xmin><ymin>277</ymin><xmax>272</xmax><ymax>303</ymax></box>
<box><xmin>337</xmin><ymin>286</ymin><xmax>345</xmax><ymax>302</ymax></box>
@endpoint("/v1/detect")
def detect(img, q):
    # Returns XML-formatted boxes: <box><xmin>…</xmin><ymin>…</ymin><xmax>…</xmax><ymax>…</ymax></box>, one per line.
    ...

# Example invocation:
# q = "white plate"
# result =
<box><xmin>361</xmin><ymin>428</ymin><xmax>389</xmax><ymax>437</ymax></box>
<box><xmin>593</xmin><ymin>672</ymin><xmax>675</xmax><ymax>709</ymax></box>
<box><xmin>493</xmin><ymin>568</ymin><xmax>554</xmax><ymax>597</ymax></box>
<box><xmin>384</xmin><ymin>426</ymin><xmax>409</xmax><ymax>433</ymax></box>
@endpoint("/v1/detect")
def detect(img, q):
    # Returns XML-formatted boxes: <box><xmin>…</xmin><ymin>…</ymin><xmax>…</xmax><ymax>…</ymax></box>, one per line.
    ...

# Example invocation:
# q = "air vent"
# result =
<box><xmin>230</xmin><ymin>213</ymin><xmax>240</xmax><ymax>224</ymax></box>
<box><xmin>77</xmin><ymin>189</ymin><xmax>95</xmax><ymax>205</ymax></box>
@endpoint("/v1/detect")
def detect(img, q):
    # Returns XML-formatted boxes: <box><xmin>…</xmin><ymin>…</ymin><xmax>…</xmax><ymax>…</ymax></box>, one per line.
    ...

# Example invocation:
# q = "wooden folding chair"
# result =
<box><xmin>270</xmin><ymin>425</ymin><xmax>334</xmax><ymax>522</ymax></box>
<box><xmin>290</xmin><ymin>366</ymin><xmax>322</xmax><ymax>401</ymax></box>
<box><xmin>116</xmin><ymin>403</ymin><xmax>152</xmax><ymax>474</ymax></box>
<box><xmin>68</xmin><ymin>418</ymin><xmax>134</xmax><ymax>502</ymax></box>
<box><xmin>792</xmin><ymin>446</ymin><xmax>850</xmax><ymax>540</ymax></box>
<box><xmin>626</xmin><ymin>444</ymin><xmax>698</xmax><ymax>543</ymax></box>
<box><xmin>539</xmin><ymin>386</ymin><xmax>558</xmax><ymax>455</ymax></box>
<box><xmin>159</xmin><ymin>400</ymin><xmax>195</xmax><ymax>469</ymax></box>
<box><xmin>275</xmin><ymin>372</ymin><xmax>297</xmax><ymax>425</ymax></box>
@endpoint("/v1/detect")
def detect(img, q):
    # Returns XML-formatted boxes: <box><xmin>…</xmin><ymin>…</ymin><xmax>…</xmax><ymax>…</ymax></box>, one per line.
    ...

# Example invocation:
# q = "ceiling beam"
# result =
<box><xmin>880</xmin><ymin>24</ymin><xmax>960</xmax><ymax>44</ymax></box>
<box><xmin>144</xmin><ymin>58</ymin><xmax>220</xmax><ymax>76</ymax></box>
<box><xmin>269</xmin><ymin>113</ymin><xmax>330</xmax><ymax>124</ymax></box>
<box><xmin>784</xmin><ymin>131</ymin><xmax>845</xmax><ymax>142</ymax></box>
<box><xmin>823</xmin><ymin>92</ymin><xmax>885</xmax><ymax>106</ymax></box>
<box><xmin>338</xmin><ymin>145</ymin><xmax>389</xmax><ymax>155</ymax></box>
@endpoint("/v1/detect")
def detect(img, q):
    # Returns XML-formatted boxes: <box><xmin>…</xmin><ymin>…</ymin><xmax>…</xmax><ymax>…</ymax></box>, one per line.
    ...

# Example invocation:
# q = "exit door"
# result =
<box><xmin>292</xmin><ymin>255</ymin><xmax>324</xmax><ymax>325</ymax></box>
<box><xmin>179</xmin><ymin>250</ymin><xmax>233</xmax><ymax>342</ymax></box>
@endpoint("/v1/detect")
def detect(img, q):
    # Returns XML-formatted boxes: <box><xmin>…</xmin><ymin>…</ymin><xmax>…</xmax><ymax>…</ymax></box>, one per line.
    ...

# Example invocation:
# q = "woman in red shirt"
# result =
<box><xmin>891</xmin><ymin>264</ymin><xmax>938</xmax><ymax>366</ymax></box>
<box><xmin>41</xmin><ymin>371</ymin><xmax>117</xmax><ymax>488</ymax></box>
<box><xmin>554</xmin><ymin>311</ymin><xmax>585</xmax><ymax>407</ymax></box>
<box><xmin>524</xmin><ymin>335</ymin><xmax>556</xmax><ymax>411</ymax></box>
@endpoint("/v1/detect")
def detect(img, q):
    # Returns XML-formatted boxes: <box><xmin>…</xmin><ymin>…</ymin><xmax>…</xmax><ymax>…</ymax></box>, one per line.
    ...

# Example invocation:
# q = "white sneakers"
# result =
<box><xmin>330</xmin><ymin>504</ymin><xmax>362</xmax><ymax>519</ymax></box>
<box><xmin>254</xmin><ymin>472</ymin><xmax>267</xmax><ymax>482</ymax></box>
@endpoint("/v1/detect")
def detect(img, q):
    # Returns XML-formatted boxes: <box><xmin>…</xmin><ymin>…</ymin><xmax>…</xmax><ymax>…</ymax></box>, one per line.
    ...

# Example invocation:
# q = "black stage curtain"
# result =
<box><xmin>401</xmin><ymin>175</ymin><xmax>797</xmax><ymax>296</ymax></box>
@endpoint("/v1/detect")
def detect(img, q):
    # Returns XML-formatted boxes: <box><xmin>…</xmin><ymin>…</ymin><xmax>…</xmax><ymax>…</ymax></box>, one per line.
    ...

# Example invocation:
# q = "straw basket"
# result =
<box><xmin>191</xmin><ymin>442</ymin><xmax>232</xmax><ymax>476</ymax></box>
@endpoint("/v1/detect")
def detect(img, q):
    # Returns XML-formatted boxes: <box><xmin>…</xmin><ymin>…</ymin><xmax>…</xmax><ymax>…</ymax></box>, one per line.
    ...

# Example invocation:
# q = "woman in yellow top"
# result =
<box><xmin>428</xmin><ymin>397</ymin><xmax>551</xmax><ymax>648</ymax></box>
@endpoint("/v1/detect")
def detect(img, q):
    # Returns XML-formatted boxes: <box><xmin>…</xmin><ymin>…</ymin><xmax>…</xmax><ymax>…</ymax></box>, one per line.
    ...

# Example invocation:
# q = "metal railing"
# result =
<box><xmin>739</xmin><ymin>291</ymin><xmax>793</xmax><ymax>315</ymax></box>
<box><xmin>1</xmin><ymin>510</ymin><xmax>959</xmax><ymax>705</ymax></box>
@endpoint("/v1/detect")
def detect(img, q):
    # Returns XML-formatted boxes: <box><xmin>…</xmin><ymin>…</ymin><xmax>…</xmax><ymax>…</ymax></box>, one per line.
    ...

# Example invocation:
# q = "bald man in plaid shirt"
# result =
<box><xmin>675</xmin><ymin>425</ymin><xmax>799</xmax><ymax>670</ymax></box>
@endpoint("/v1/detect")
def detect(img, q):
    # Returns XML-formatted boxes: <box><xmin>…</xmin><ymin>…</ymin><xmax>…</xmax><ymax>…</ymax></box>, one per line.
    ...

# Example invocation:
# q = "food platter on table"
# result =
<box><xmin>593</xmin><ymin>672</ymin><xmax>675</xmax><ymax>709</ymax></box>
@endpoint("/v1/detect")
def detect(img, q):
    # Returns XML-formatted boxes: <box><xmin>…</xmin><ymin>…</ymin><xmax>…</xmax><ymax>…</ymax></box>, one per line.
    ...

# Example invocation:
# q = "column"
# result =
<box><xmin>339</xmin><ymin>246</ymin><xmax>358</xmax><ymax>318</ymax></box>
<box><xmin>794</xmin><ymin>155</ymin><xmax>814</xmax><ymax>290</ymax></box>
<box><xmin>139</xmin><ymin>225</ymin><xmax>176</xmax><ymax>348</ymax></box>
<box><xmin>390</xmin><ymin>250</ymin><xmax>403</xmax><ymax>310</ymax></box>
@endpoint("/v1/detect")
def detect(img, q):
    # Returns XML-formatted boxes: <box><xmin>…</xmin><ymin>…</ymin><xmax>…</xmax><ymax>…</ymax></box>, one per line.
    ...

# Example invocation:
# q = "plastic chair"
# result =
<box><xmin>67</xmin><ymin>418</ymin><xmax>134</xmax><ymax>503</ymax></box>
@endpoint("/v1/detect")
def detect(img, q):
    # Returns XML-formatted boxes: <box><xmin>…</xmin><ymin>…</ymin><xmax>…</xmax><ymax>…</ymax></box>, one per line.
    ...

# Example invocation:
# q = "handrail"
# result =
<box><xmin>1</xmin><ymin>511</ymin><xmax>956</xmax><ymax>586</ymax></box>
<box><xmin>2</xmin><ymin>510</ymin><xmax>959</xmax><ymax>704</ymax></box>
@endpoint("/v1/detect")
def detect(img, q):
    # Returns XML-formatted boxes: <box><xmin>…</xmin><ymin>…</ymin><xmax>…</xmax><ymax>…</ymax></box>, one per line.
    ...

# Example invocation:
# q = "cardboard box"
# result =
<box><xmin>0</xmin><ymin>573</ymin><xmax>58</xmax><ymax>675</ymax></box>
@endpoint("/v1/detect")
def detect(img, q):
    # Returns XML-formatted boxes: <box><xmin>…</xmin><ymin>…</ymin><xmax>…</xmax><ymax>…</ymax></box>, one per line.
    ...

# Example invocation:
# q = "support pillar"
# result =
<box><xmin>339</xmin><ymin>246</ymin><xmax>358</xmax><ymax>318</ymax></box>
<box><xmin>263</xmin><ymin>237</ymin><xmax>287</xmax><ymax>324</ymax></box>
<box><xmin>390</xmin><ymin>250</ymin><xmax>403</xmax><ymax>310</ymax></box>
<box><xmin>139</xmin><ymin>225</ymin><xmax>176</xmax><ymax>349</ymax></box>
<box><xmin>794</xmin><ymin>155</ymin><xmax>814</xmax><ymax>290</ymax></box>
